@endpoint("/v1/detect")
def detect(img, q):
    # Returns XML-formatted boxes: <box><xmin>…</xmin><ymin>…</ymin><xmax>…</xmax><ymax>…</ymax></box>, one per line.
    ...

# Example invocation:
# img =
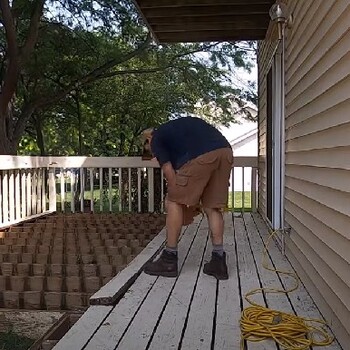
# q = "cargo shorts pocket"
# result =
<box><xmin>175</xmin><ymin>174</ymin><xmax>189</xmax><ymax>186</ymax></box>
<box><xmin>196</xmin><ymin>152</ymin><xmax>218</xmax><ymax>165</ymax></box>
<box><xmin>226</xmin><ymin>151</ymin><xmax>234</xmax><ymax>165</ymax></box>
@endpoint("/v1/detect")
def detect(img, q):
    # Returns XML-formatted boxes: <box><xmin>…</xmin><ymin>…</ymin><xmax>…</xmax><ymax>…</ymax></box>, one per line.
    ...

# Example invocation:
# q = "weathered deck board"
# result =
<box><xmin>244</xmin><ymin>213</ymin><xmax>294</xmax><ymax>313</ymax></box>
<box><xmin>214</xmin><ymin>213</ymin><xmax>241</xmax><ymax>350</ymax></box>
<box><xmin>234</xmin><ymin>216</ymin><xmax>277</xmax><ymax>350</ymax></box>
<box><xmin>251</xmin><ymin>213</ymin><xmax>343</xmax><ymax>350</ymax></box>
<box><xmin>53</xmin><ymin>212</ymin><xmax>343</xmax><ymax>350</ymax></box>
<box><xmin>179</xmin><ymin>223</ymin><xmax>216</xmax><ymax>350</ymax></box>
<box><xmin>116</xmin><ymin>222</ymin><xmax>204</xmax><ymax>349</ymax></box>
<box><xmin>148</xmin><ymin>222</ymin><xmax>210</xmax><ymax>349</ymax></box>
<box><xmin>53</xmin><ymin>305</ymin><xmax>113</xmax><ymax>350</ymax></box>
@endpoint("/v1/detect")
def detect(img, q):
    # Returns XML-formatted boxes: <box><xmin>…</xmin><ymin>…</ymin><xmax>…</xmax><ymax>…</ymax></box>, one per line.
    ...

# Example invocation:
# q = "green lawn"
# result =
<box><xmin>56</xmin><ymin>188</ymin><xmax>121</xmax><ymax>212</ymax></box>
<box><xmin>55</xmin><ymin>186</ymin><xmax>252</xmax><ymax>213</ymax></box>
<box><xmin>228</xmin><ymin>191</ymin><xmax>252</xmax><ymax>211</ymax></box>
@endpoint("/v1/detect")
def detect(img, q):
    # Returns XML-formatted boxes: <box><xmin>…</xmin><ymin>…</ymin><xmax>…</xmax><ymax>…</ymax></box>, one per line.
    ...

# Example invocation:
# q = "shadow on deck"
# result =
<box><xmin>52</xmin><ymin>213</ymin><xmax>342</xmax><ymax>350</ymax></box>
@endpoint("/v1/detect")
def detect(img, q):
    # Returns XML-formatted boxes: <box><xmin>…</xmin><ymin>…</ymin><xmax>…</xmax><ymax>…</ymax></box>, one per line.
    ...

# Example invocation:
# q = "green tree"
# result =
<box><xmin>1</xmin><ymin>0</ymin><xmax>256</xmax><ymax>155</ymax></box>
<box><xmin>0</xmin><ymin>0</ymin><xmax>149</xmax><ymax>154</ymax></box>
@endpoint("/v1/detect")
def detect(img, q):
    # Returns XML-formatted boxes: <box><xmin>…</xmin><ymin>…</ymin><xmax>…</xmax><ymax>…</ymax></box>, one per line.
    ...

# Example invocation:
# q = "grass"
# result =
<box><xmin>55</xmin><ymin>188</ymin><xmax>252</xmax><ymax>213</ymax></box>
<box><xmin>228</xmin><ymin>191</ymin><xmax>252</xmax><ymax>211</ymax></box>
<box><xmin>0</xmin><ymin>331</ymin><xmax>34</xmax><ymax>350</ymax></box>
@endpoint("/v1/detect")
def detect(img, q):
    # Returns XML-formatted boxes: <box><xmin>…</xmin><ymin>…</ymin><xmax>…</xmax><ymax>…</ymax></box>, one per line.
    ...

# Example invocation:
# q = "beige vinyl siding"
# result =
<box><xmin>283</xmin><ymin>0</ymin><xmax>350</xmax><ymax>347</ymax></box>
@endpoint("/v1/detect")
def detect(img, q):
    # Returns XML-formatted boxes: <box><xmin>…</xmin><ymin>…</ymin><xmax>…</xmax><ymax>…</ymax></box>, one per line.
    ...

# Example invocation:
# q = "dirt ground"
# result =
<box><xmin>0</xmin><ymin>310</ymin><xmax>63</xmax><ymax>340</ymax></box>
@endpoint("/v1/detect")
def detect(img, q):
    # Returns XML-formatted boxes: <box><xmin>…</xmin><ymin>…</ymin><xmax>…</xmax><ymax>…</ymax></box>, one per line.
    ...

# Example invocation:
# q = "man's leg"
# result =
<box><xmin>205</xmin><ymin>207</ymin><xmax>224</xmax><ymax>246</ymax></box>
<box><xmin>201</xmin><ymin>148</ymin><xmax>233</xmax><ymax>280</ymax></box>
<box><xmin>144</xmin><ymin>199</ymin><xmax>183</xmax><ymax>277</ymax></box>
<box><xmin>165</xmin><ymin>200</ymin><xmax>184</xmax><ymax>248</ymax></box>
<box><xmin>203</xmin><ymin>207</ymin><xmax>228</xmax><ymax>280</ymax></box>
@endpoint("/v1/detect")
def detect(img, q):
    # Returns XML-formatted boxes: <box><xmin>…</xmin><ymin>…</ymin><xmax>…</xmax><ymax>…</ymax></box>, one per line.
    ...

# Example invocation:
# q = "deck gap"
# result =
<box><xmin>210</xmin><ymin>280</ymin><xmax>219</xmax><ymax>350</ymax></box>
<box><xmin>233</xmin><ymin>213</ymin><xmax>246</xmax><ymax>350</ymax></box>
<box><xmin>80</xmin><ymin>307</ymin><xmax>116</xmax><ymax>350</ymax></box>
<box><xmin>177</xmin><ymin>229</ymin><xmax>210</xmax><ymax>350</ymax></box>
<box><xmin>109</xmin><ymin>276</ymin><xmax>160</xmax><ymax>350</ymax></box>
<box><xmin>145</xmin><ymin>220</ymin><xmax>203</xmax><ymax>349</ymax></box>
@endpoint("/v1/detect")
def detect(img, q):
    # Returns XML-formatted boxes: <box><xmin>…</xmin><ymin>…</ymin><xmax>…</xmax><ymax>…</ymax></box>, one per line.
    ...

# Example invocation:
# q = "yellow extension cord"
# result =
<box><xmin>239</xmin><ymin>228</ymin><xmax>334</xmax><ymax>350</ymax></box>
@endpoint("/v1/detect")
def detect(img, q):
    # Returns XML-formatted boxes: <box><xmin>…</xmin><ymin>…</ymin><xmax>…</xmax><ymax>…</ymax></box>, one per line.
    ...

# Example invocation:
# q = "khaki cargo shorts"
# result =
<box><xmin>167</xmin><ymin>147</ymin><xmax>234</xmax><ymax>209</ymax></box>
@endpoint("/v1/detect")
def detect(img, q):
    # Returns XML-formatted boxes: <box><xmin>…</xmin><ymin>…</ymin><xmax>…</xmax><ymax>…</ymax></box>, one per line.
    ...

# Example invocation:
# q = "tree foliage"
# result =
<box><xmin>0</xmin><ymin>0</ymin><xmax>257</xmax><ymax>156</ymax></box>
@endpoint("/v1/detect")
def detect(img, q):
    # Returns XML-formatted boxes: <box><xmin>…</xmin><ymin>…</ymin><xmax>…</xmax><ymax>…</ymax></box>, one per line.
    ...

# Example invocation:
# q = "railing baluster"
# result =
<box><xmin>137</xmin><ymin>168</ymin><xmax>141</xmax><ymax>213</ymax></box>
<box><xmin>21</xmin><ymin>171</ymin><xmax>26</xmax><ymax>218</ymax></box>
<box><xmin>242</xmin><ymin>167</ymin><xmax>245</xmax><ymax>213</ymax></box>
<box><xmin>251</xmin><ymin>167</ymin><xmax>257</xmax><ymax>212</ymax></box>
<box><xmin>26</xmin><ymin>171</ymin><xmax>31</xmax><ymax>216</ymax></box>
<box><xmin>148</xmin><ymin>168</ymin><xmax>154</xmax><ymax>213</ymax></box>
<box><xmin>2</xmin><ymin>172</ymin><xmax>8</xmax><ymax>223</ymax></box>
<box><xmin>80</xmin><ymin>168</ymin><xmax>84</xmax><ymax>212</ymax></box>
<box><xmin>128</xmin><ymin>168</ymin><xmax>132</xmax><ymax>212</ymax></box>
<box><xmin>109</xmin><ymin>168</ymin><xmax>113</xmax><ymax>212</ymax></box>
<box><xmin>99</xmin><ymin>168</ymin><xmax>103</xmax><ymax>213</ymax></box>
<box><xmin>9</xmin><ymin>170</ymin><xmax>15</xmax><ymax>222</ymax></box>
<box><xmin>32</xmin><ymin>170</ymin><xmax>37</xmax><ymax>214</ymax></box>
<box><xmin>60</xmin><ymin>168</ymin><xmax>65</xmax><ymax>212</ymax></box>
<box><xmin>15</xmin><ymin>170</ymin><xmax>21</xmax><ymax>220</ymax></box>
<box><xmin>231</xmin><ymin>168</ymin><xmax>235</xmax><ymax>211</ymax></box>
<box><xmin>70</xmin><ymin>170</ymin><xmax>75</xmax><ymax>213</ymax></box>
<box><xmin>118</xmin><ymin>168</ymin><xmax>122</xmax><ymax>212</ymax></box>
<box><xmin>41</xmin><ymin>169</ymin><xmax>46</xmax><ymax>212</ymax></box>
<box><xmin>37</xmin><ymin>169</ymin><xmax>42</xmax><ymax>214</ymax></box>
<box><xmin>48</xmin><ymin>168</ymin><xmax>57</xmax><ymax>212</ymax></box>
<box><xmin>89</xmin><ymin>168</ymin><xmax>94</xmax><ymax>213</ymax></box>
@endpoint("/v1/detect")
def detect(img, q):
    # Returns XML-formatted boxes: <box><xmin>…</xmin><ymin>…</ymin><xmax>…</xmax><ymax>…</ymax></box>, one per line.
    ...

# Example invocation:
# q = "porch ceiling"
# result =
<box><xmin>133</xmin><ymin>0</ymin><xmax>275</xmax><ymax>43</ymax></box>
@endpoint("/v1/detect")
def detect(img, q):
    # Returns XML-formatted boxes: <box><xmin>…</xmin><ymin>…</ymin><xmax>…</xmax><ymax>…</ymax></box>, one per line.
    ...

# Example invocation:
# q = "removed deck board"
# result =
<box><xmin>89</xmin><ymin>227</ymin><xmax>167</xmax><ymax>305</ymax></box>
<box><xmin>53</xmin><ymin>213</ymin><xmax>343</xmax><ymax>350</ymax></box>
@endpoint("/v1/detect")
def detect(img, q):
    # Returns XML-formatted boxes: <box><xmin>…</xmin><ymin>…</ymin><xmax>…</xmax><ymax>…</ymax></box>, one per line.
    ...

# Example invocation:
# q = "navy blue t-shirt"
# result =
<box><xmin>151</xmin><ymin>117</ymin><xmax>230</xmax><ymax>170</ymax></box>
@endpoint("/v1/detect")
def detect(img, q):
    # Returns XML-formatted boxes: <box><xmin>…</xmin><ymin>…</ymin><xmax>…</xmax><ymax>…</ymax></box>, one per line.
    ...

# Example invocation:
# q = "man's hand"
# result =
<box><xmin>162</xmin><ymin>162</ymin><xmax>176</xmax><ymax>187</ymax></box>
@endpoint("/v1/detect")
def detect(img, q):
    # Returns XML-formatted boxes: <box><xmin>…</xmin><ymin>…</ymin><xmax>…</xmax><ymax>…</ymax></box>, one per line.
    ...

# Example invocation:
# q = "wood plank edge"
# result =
<box><xmin>0</xmin><ymin>210</ymin><xmax>56</xmax><ymax>230</ymax></box>
<box><xmin>89</xmin><ymin>229</ymin><xmax>167</xmax><ymax>305</ymax></box>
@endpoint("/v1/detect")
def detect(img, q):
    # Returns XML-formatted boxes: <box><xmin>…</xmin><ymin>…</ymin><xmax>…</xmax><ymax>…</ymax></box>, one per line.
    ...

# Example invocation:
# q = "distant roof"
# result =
<box><xmin>230</xmin><ymin>128</ymin><xmax>257</xmax><ymax>148</ymax></box>
<box><xmin>132</xmin><ymin>0</ymin><xmax>274</xmax><ymax>43</ymax></box>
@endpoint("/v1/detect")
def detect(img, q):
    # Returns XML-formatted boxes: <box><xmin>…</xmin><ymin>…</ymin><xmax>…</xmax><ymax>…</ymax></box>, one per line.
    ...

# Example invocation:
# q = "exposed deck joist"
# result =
<box><xmin>53</xmin><ymin>213</ymin><xmax>341</xmax><ymax>350</ymax></box>
<box><xmin>133</xmin><ymin>0</ymin><xmax>275</xmax><ymax>42</ymax></box>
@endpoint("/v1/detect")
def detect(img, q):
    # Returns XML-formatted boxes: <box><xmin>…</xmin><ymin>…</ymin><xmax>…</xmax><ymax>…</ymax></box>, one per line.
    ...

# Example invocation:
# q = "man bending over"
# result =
<box><xmin>142</xmin><ymin>117</ymin><xmax>233</xmax><ymax>280</ymax></box>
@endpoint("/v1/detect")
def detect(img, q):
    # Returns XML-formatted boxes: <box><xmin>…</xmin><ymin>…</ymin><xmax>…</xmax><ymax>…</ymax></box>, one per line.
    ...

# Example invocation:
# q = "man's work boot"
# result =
<box><xmin>203</xmin><ymin>252</ymin><xmax>229</xmax><ymax>280</ymax></box>
<box><xmin>144</xmin><ymin>250</ymin><xmax>178</xmax><ymax>277</ymax></box>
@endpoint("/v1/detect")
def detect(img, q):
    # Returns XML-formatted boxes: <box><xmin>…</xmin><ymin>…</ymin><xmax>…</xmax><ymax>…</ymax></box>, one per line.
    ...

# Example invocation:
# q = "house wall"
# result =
<box><xmin>258</xmin><ymin>0</ymin><xmax>350</xmax><ymax>347</ymax></box>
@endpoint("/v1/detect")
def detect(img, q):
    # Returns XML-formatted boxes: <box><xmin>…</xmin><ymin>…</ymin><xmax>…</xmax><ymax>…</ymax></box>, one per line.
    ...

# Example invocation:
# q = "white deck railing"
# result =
<box><xmin>0</xmin><ymin>156</ymin><xmax>258</xmax><ymax>227</ymax></box>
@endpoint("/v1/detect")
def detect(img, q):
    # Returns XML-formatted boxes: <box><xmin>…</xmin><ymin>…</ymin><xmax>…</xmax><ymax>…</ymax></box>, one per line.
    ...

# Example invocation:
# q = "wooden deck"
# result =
<box><xmin>52</xmin><ymin>213</ymin><xmax>342</xmax><ymax>350</ymax></box>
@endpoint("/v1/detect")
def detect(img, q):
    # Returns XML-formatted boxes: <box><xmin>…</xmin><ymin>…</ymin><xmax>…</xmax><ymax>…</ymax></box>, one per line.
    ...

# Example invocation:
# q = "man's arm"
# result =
<box><xmin>162</xmin><ymin>161</ymin><xmax>176</xmax><ymax>186</ymax></box>
<box><xmin>151</xmin><ymin>132</ymin><xmax>177</xmax><ymax>185</ymax></box>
